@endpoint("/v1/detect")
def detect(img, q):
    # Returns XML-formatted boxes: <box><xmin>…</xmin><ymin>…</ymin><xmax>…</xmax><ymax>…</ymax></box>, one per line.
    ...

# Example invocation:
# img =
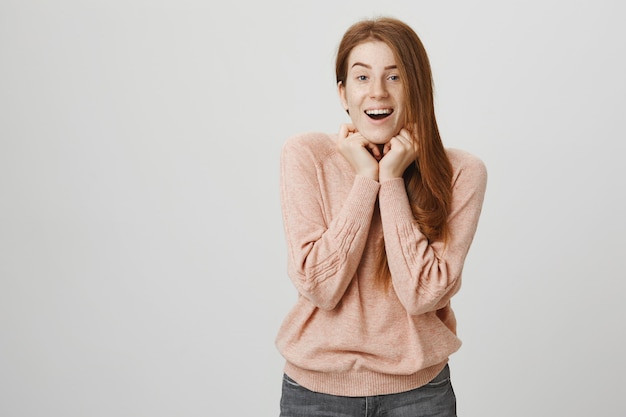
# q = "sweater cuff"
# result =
<box><xmin>346</xmin><ymin>175</ymin><xmax>380</xmax><ymax>221</ymax></box>
<box><xmin>378</xmin><ymin>178</ymin><xmax>412</xmax><ymax>220</ymax></box>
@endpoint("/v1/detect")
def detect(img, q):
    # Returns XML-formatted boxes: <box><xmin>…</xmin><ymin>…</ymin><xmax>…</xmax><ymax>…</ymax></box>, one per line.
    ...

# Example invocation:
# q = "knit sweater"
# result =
<box><xmin>275</xmin><ymin>131</ymin><xmax>487</xmax><ymax>397</ymax></box>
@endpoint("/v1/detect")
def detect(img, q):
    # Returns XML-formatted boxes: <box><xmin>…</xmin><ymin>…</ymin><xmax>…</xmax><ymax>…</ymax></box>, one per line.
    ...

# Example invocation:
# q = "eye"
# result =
<box><xmin>388</xmin><ymin>75</ymin><xmax>400</xmax><ymax>81</ymax></box>
<box><xmin>356</xmin><ymin>75</ymin><xmax>368</xmax><ymax>81</ymax></box>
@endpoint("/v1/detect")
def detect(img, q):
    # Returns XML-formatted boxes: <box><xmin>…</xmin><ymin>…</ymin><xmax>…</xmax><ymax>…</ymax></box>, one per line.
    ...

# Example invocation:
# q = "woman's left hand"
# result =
<box><xmin>379</xmin><ymin>128</ymin><xmax>417</xmax><ymax>181</ymax></box>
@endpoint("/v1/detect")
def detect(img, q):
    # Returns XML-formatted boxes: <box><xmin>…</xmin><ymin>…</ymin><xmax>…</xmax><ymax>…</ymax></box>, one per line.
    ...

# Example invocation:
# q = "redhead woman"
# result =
<box><xmin>276</xmin><ymin>17</ymin><xmax>487</xmax><ymax>417</ymax></box>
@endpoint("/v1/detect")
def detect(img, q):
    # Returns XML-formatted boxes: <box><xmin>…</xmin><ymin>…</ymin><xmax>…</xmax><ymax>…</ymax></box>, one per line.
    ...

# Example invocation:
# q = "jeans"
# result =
<box><xmin>279</xmin><ymin>364</ymin><xmax>456</xmax><ymax>417</ymax></box>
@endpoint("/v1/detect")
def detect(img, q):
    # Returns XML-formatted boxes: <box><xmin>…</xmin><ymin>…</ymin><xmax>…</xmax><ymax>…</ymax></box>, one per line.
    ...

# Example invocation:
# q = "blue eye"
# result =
<box><xmin>357</xmin><ymin>75</ymin><xmax>368</xmax><ymax>81</ymax></box>
<box><xmin>389</xmin><ymin>75</ymin><xmax>400</xmax><ymax>81</ymax></box>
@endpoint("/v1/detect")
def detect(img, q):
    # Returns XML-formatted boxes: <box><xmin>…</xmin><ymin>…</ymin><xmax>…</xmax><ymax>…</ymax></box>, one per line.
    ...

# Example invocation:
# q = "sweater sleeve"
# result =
<box><xmin>378</xmin><ymin>152</ymin><xmax>487</xmax><ymax>315</ymax></box>
<box><xmin>280</xmin><ymin>136</ymin><xmax>380</xmax><ymax>310</ymax></box>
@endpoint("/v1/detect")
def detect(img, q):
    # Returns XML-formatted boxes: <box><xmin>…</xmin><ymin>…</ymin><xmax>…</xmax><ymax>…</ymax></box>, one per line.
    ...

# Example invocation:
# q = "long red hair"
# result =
<box><xmin>335</xmin><ymin>17</ymin><xmax>453</xmax><ymax>288</ymax></box>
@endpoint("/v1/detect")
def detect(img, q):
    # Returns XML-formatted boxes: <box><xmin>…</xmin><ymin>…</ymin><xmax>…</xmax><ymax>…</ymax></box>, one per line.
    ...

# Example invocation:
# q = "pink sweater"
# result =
<box><xmin>276</xmin><ymin>132</ymin><xmax>487</xmax><ymax>397</ymax></box>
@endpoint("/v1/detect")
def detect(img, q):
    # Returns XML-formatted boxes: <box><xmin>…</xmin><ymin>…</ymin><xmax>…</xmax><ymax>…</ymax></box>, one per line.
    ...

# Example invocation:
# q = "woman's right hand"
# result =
<box><xmin>337</xmin><ymin>124</ymin><xmax>380</xmax><ymax>181</ymax></box>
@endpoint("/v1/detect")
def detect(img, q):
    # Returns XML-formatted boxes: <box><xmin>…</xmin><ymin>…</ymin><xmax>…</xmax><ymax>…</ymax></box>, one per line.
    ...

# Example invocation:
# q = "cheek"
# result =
<box><xmin>346</xmin><ymin>87</ymin><xmax>364</xmax><ymax>104</ymax></box>
<box><xmin>396</xmin><ymin>104</ymin><xmax>407</xmax><ymax>122</ymax></box>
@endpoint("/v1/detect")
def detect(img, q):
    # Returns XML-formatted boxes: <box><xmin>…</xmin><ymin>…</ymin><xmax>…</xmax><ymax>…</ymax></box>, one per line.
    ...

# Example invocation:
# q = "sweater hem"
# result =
<box><xmin>283</xmin><ymin>360</ymin><xmax>448</xmax><ymax>397</ymax></box>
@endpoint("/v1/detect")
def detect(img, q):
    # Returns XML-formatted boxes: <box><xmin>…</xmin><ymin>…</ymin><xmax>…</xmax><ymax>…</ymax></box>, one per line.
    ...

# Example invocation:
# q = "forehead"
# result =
<box><xmin>347</xmin><ymin>41</ymin><xmax>396</xmax><ymax>68</ymax></box>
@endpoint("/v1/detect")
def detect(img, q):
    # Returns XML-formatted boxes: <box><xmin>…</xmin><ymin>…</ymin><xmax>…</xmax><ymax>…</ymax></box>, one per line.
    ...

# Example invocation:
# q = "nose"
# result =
<box><xmin>369</xmin><ymin>78</ymin><xmax>388</xmax><ymax>98</ymax></box>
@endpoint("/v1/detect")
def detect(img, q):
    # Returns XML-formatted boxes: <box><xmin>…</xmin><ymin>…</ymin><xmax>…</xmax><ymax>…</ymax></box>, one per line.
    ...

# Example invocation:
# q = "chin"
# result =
<box><xmin>361</xmin><ymin>131</ymin><xmax>394</xmax><ymax>145</ymax></box>
<box><xmin>368</xmin><ymin>137</ymin><xmax>391</xmax><ymax>145</ymax></box>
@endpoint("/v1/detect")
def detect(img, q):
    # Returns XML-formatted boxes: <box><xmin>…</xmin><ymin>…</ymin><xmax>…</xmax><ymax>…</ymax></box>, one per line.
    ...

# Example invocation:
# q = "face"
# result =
<box><xmin>338</xmin><ymin>41</ymin><xmax>406</xmax><ymax>145</ymax></box>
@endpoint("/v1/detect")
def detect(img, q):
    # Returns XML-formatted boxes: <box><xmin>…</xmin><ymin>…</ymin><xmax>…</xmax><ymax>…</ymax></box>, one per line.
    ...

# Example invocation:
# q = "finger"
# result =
<box><xmin>339</xmin><ymin>123</ymin><xmax>356</xmax><ymax>139</ymax></box>
<box><xmin>383</xmin><ymin>142</ymin><xmax>392</xmax><ymax>155</ymax></box>
<box><xmin>340</xmin><ymin>124</ymin><xmax>358</xmax><ymax>139</ymax></box>
<box><xmin>403</xmin><ymin>127</ymin><xmax>420</xmax><ymax>148</ymax></box>
<box><xmin>338</xmin><ymin>124</ymin><xmax>353</xmax><ymax>140</ymax></box>
<box><xmin>365</xmin><ymin>142</ymin><xmax>381</xmax><ymax>159</ymax></box>
<box><xmin>397</xmin><ymin>129</ymin><xmax>412</xmax><ymax>143</ymax></box>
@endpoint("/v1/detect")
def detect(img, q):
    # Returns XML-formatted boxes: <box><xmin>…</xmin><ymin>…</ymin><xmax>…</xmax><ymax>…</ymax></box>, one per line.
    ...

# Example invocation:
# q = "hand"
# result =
<box><xmin>337</xmin><ymin>124</ymin><xmax>381</xmax><ymax>181</ymax></box>
<box><xmin>379</xmin><ymin>128</ymin><xmax>417</xmax><ymax>181</ymax></box>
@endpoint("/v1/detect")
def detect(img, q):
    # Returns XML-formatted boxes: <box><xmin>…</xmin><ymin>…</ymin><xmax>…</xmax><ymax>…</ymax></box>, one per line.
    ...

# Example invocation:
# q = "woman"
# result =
<box><xmin>277</xmin><ymin>17</ymin><xmax>487</xmax><ymax>417</ymax></box>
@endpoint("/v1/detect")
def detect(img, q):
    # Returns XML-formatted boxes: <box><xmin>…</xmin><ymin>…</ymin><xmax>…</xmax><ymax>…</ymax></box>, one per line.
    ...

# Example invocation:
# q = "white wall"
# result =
<box><xmin>1</xmin><ymin>1</ymin><xmax>624</xmax><ymax>416</ymax></box>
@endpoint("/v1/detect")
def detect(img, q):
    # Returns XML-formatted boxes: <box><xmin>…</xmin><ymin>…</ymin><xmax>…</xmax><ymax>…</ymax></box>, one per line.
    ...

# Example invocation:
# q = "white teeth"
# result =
<box><xmin>365</xmin><ymin>109</ymin><xmax>392</xmax><ymax>115</ymax></box>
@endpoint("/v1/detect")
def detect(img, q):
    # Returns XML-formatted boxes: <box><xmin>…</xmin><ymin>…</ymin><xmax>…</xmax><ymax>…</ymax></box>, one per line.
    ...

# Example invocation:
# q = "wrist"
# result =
<box><xmin>362</xmin><ymin>169</ymin><xmax>379</xmax><ymax>182</ymax></box>
<box><xmin>379</xmin><ymin>169</ymin><xmax>402</xmax><ymax>182</ymax></box>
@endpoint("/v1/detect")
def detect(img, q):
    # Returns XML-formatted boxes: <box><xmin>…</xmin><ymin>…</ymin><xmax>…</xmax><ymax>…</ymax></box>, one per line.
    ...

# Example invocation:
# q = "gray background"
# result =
<box><xmin>1</xmin><ymin>0</ymin><xmax>625</xmax><ymax>416</ymax></box>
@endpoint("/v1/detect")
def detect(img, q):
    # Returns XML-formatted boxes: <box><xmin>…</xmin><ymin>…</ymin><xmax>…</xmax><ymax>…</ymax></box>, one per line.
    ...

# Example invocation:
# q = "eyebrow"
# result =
<box><xmin>351</xmin><ymin>62</ymin><xmax>398</xmax><ymax>70</ymax></box>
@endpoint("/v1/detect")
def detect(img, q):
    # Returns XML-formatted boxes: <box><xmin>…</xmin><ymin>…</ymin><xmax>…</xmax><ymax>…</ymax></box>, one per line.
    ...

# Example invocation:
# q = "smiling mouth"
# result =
<box><xmin>365</xmin><ymin>108</ymin><xmax>393</xmax><ymax>120</ymax></box>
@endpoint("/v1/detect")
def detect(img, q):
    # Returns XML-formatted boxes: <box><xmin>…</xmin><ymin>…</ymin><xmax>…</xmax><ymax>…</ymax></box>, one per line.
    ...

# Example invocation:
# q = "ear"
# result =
<box><xmin>337</xmin><ymin>81</ymin><xmax>349</xmax><ymax>112</ymax></box>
